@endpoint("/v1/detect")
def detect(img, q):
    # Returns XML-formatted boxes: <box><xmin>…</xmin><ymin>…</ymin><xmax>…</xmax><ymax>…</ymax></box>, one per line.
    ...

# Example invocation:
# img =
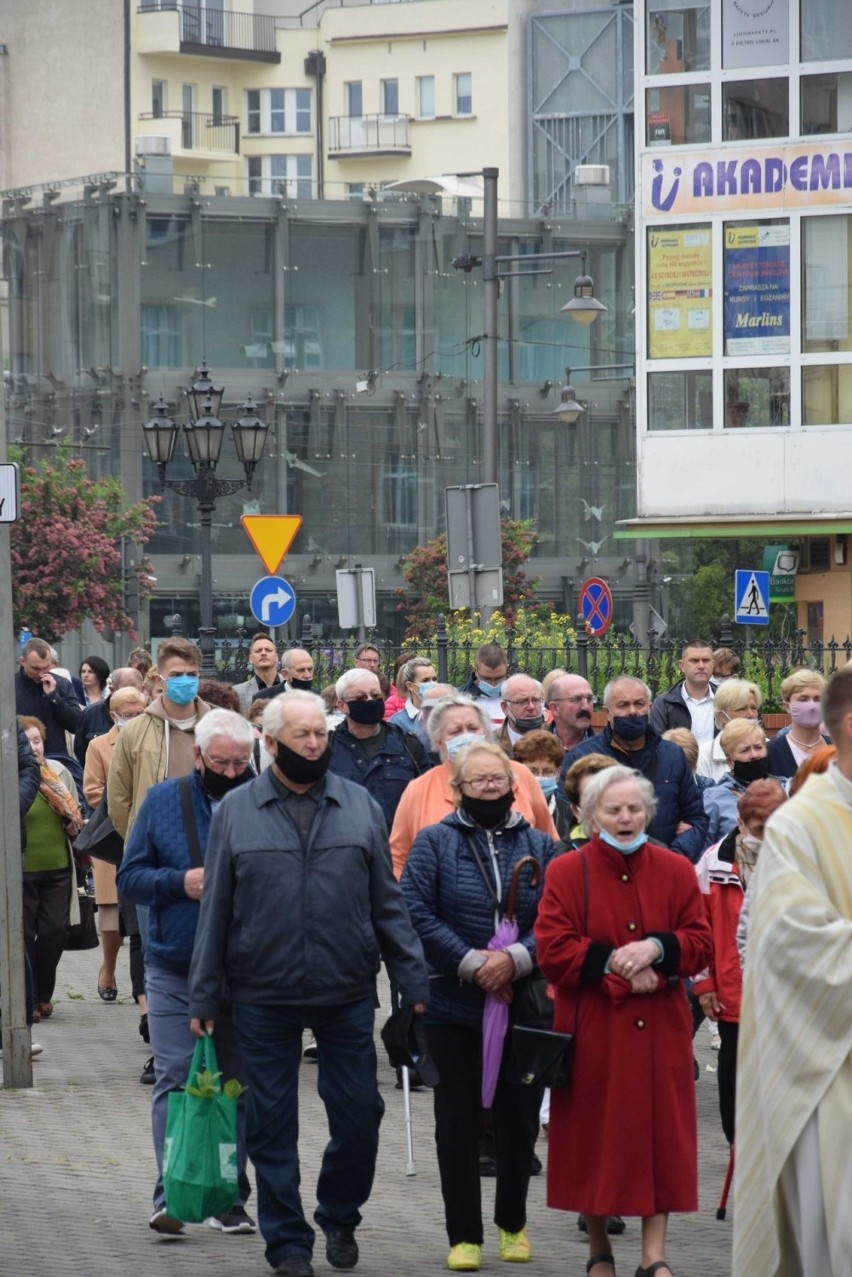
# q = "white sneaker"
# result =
<box><xmin>149</xmin><ymin>1208</ymin><xmax>185</xmax><ymax>1235</ymax></box>
<box><xmin>30</xmin><ymin>1042</ymin><xmax>43</xmax><ymax>1057</ymax></box>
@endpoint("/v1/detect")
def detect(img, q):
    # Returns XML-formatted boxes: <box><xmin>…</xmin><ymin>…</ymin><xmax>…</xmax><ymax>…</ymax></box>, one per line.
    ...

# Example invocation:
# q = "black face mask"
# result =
<box><xmin>611</xmin><ymin>713</ymin><xmax>649</xmax><ymax>742</ymax></box>
<box><xmin>732</xmin><ymin>756</ymin><xmax>770</xmax><ymax>786</ymax></box>
<box><xmin>200</xmin><ymin>765</ymin><xmax>252</xmax><ymax>801</ymax></box>
<box><xmin>290</xmin><ymin>677</ymin><xmax>314</xmax><ymax>691</ymax></box>
<box><xmin>275</xmin><ymin>740</ymin><xmax>331</xmax><ymax>786</ymax></box>
<box><xmin>460</xmin><ymin>790</ymin><xmax>514</xmax><ymax>829</ymax></box>
<box><xmin>347</xmin><ymin>698</ymin><xmax>386</xmax><ymax>726</ymax></box>
<box><xmin>510</xmin><ymin>714</ymin><xmax>545</xmax><ymax>734</ymax></box>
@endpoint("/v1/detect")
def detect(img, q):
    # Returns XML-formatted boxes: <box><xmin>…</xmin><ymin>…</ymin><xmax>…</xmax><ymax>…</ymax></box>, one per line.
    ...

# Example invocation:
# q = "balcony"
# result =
<box><xmin>328</xmin><ymin>114</ymin><xmax>412</xmax><ymax>158</ymax></box>
<box><xmin>139</xmin><ymin>111</ymin><xmax>240</xmax><ymax>155</ymax></box>
<box><xmin>137</xmin><ymin>3</ymin><xmax>281</xmax><ymax>64</ymax></box>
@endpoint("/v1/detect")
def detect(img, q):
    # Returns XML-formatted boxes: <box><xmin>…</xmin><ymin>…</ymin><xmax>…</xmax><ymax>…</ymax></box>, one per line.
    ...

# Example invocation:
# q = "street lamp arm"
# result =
<box><xmin>162</xmin><ymin>475</ymin><xmax>248</xmax><ymax>502</ymax></box>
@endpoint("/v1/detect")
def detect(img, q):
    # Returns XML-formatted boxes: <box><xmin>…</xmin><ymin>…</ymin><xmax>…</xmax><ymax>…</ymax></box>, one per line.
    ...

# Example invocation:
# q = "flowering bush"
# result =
<box><xmin>10</xmin><ymin>450</ymin><xmax>160</xmax><ymax>642</ymax></box>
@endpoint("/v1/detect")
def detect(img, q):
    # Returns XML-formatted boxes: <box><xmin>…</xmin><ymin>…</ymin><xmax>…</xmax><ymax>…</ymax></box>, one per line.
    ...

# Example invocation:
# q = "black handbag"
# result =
<box><xmin>507</xmin><ymin>851</ymin><xmax>588</xmax><ymax>1091</ymax></box>
<box><xmin>507</xmin><ymin>1026</ymin><xmax>574</xmax><ymax>1089</ymax></box>
<box><xmin>66</xmin><ymin>871</ymin><xmax>99</xmax><ymax>951</ymax></box>
<box><xmin>74</xmin><ymin>791</ymin><xmax>124</xmax><ymax>867</ymax></box>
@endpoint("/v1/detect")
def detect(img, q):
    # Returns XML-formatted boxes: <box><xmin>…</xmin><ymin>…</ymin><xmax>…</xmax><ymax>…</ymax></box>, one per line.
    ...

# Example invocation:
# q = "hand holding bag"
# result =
<box><xmin>73</xmin><ymin>791</ymin><xmax>124</xmax><ymax>867</ymax></box>
<box><xmin>162</xmin><ymin>1034</ymin><xmax>241</xmax><ymax>1222</ymax></box>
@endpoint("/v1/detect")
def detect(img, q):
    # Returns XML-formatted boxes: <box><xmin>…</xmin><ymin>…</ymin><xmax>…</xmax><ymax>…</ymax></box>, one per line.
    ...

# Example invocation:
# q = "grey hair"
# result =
<box><xmin>281</xmin><ymin>648</ymin><xmax>311</xmax><ymax>673</ymax></box>
<box><xmin>426</xmin><ymin>693</ymin><xmax>492</xmax><ymax>747</ymax></box>
<box><xmin>579</xmin><ymin>764</ymin><xmax>657</xmax><ymax>837</ymax></box>
<box><xmin>602</xmin><ymin>675</ymin><xmax>652</xmax><ymax>709</ymax></box>
<box><xmin>195</xmin><ymin>708</ymin><xmax>256</xmax><ymax>754</ymax></box>
<box><xmin>398</xmin><ymin>655</ymin><xmax>434</xmax><ymax>690</ymax></box>
<box><xmin>262</xmin><ymin>689</ymin><xmax>328</xmax><ymax>738</ymax></box>
<box><xmin>500</xmin><ymin>672</ymin><xmax>544</xmax><ymax>700</ymax></box>
<box><xmin>335</xmin><ymin>667</ymin><xmax>380</xmax><ymax>701</ymax></box>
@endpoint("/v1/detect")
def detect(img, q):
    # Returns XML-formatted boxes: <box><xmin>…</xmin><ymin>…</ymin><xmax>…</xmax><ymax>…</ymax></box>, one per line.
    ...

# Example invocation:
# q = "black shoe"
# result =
<box><xmin>479</xmin><ymin>1155</ymin><xmax>498</xmax><ymax>1177</ymax></box>
<box><xmin>529</xmin><ymin>1154</ymin><xmax>543</xmax><ymax>1177</ymax></box>
<box><xmin>140</xmin><ymin>1055</ymin><xmax>155</xmax><ymax>1085</ymax></box>
<box><xmin>324</xmin><ymin>1224</ymin><xmax>359</xmax><ymax>1270</ymax></box>
<box><xmin>274</xmin><ymin>1255</ymin><xmax>315</xmax><ymax>1277</ymax></box>
<box><xmin>394</xmin><ymin>1065</ymin><xmax>424</xmax><ymax>1091</ymax></box>
<box><xmin>139</xmin><ymin>1013</ymin><xmax>150</xmax><ymax>1045</ymax></box>
<box><xmin>577</xmin><ymin>1215</ymin><xmax>626</xmax><ymax>1236</ymax></box>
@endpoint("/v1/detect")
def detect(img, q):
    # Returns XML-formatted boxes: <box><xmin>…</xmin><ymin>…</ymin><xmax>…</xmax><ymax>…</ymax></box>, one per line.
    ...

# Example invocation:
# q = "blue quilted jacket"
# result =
<box><xmin>401</xmin><ymin>810</ymin><xmax>559</xmax><ymax>1030</ymax></box>
<box><xmin>117</xmin><ymin>770</ymin><xmax>214</xmax><ymax>975</ymax></box>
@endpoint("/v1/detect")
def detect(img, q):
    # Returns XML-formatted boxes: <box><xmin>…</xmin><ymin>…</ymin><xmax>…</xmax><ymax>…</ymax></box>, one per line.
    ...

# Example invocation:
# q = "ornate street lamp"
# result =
<box><xmin>142</xmin><ymin>368</ymin><xmax>269</xmax><ymax>675</ymax></box>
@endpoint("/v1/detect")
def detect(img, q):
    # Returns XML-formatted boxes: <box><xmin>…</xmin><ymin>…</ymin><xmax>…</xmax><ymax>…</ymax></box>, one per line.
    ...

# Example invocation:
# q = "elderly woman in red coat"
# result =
<box><xmin>535</xmin><ymin>765</ymin><xmax>712</xmax><ymax>1277</ymax></box>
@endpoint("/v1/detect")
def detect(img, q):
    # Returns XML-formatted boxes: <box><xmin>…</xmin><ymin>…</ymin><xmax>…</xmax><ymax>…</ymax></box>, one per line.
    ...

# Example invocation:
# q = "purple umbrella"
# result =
<box><xmin>481</xmin><ymin>855</ymin><xmax>542</xmax><ymax>1108</ymax></box>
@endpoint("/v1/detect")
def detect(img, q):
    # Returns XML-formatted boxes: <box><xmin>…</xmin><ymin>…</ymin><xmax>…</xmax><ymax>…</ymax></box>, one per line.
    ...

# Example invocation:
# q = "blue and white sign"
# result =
<box><xmin>250</xmin><ymin>576</ymin><xmax>296</xmax><ymax>627</ymax></box>
<box><xmin>735</xmin><ymin>570</ymin><xmax>770</xmax><ymax>626</ymax></box>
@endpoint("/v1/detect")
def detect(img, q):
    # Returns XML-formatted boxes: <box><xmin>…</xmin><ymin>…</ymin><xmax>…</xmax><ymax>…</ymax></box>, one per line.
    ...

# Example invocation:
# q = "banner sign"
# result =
<box><xmin>642</xmin><ymin>143</ymin><xmax>852</xmax><ymax>218</ymax></box>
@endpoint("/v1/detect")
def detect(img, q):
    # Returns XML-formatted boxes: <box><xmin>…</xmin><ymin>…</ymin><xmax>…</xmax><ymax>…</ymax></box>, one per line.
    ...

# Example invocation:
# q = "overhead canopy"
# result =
<box><xmin>615</xmin><ymin>514</ymin><xmax>852</xmax><ymax>540</ymax></box>
<box><xmin>383</xmin><ymin>175</ymin><xmax>485</xmax><ymax>199</ymax></box>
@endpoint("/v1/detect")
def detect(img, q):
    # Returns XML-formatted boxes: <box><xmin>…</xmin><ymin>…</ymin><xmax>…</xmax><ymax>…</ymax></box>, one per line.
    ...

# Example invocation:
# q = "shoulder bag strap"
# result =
<box><xmin>178</xmin><ymin>775</ymin><xmax>204</xmax><ymax>869</ymax></box>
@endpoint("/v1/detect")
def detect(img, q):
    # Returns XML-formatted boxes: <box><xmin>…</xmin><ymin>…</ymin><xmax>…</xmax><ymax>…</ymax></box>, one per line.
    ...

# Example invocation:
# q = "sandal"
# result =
<box><xmin>98</xmin><ymin>984</ymin><xmax>118</xmax><ymax>1002</ymax></box>
<box><xmin>635</xmin><ymin>1265</ymin><xmax>674</xmax><ymax>1277</ymax></box>
<box><xmin>588</xmin><ymin>1256</ymin><xmax>615</xmax><ymax>1274</ymax></box>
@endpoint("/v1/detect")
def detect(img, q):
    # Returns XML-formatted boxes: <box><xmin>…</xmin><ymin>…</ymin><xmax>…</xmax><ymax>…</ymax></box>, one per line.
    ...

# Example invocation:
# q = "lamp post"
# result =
<box><xmin>143</xmin><ymin>369</ymin><xmax>269</xmax><ymax>675</ymax></box>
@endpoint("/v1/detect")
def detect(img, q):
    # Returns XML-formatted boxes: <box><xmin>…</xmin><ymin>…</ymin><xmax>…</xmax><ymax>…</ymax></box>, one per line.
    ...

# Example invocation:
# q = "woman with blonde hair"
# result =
<box><xmin>767</xmin><ymin>669</ymin><xmax>829</xmax><ymax>778</ymax></box>
<box><xmin>696</xmin><ymin>679</ymin><xmax>762</xmax><ymax>782</ymax></box>
<box><xmin>702</xmin><ymin>719</ymin><xmax>781</xmax><ymax>844</ymax></box>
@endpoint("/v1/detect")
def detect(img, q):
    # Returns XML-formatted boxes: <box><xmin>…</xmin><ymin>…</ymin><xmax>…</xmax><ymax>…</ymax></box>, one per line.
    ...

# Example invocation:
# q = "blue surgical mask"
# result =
<box><xmin>416</xmin><ymin>680</ymin><xmax>437</xmax><ymax>700</ymax></box>
<box><xmin>165</xmin><ymin>674</ymin><xmax>199</xmax><ymax>706</ymax></box>
<box><xmin>477</xmin><ymin>681</ymin><xmax>502</xmax><ymax>699</ymax></box>
<box><xmin>445</xmin><ymin>731</ymin><xmax>484</xmax><ymax>760</ymax></box>
<box><xmin>600</xmin><ymin>829</ymin><xmax>648</xmax><ymax>856</ymax></box>
<box><xmin>536</xmin><ymin>776</ymin><xmax>558</xmax><ymax>799</ymax></box>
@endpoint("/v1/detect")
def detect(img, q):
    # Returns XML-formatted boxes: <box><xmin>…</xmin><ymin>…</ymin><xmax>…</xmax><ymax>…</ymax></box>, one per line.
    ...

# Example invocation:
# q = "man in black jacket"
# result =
<box><xmin>189</xmin><ymin>691</ymin><xmax>429</xmax><ymax>1277</ymax></box>
<box><xmin>15</xmin><ymin>638</ymin><xmax>82</xmax><ymax>754</ymax></box>
<box><xmin>650</xmin><ymin>640</ymin><xmax>716</xmax><ymax>746</ymax></box>
<box><xmin>73</xmin><ymin>665</ymin><xmax>145</xmax><ymax>765</ymax></box>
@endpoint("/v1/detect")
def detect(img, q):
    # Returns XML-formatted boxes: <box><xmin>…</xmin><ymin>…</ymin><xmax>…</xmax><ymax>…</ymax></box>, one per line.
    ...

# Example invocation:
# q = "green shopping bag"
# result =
<box><xmin>162</xmin><ymin>1034</ymin><xmax>241</xmax><ymax>1222</ymax></box>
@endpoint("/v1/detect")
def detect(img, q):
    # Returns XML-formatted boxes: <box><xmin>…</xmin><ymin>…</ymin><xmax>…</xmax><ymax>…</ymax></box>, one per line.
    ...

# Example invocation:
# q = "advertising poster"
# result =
<box><xmin>647</xmin><ymin>226</ymin><xmax>712</xmax><ymax>358</ymax></box>
<box><xmin>724</xmin><ymin>223</ymin><xmax>790</xmax><ymax>355</ymax></box>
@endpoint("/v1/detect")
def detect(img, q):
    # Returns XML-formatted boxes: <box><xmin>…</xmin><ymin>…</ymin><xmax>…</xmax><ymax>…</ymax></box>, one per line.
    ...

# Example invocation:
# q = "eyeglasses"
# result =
<box><xmin>505</xmin><ymin>697</ymin><xmax>544</xmax><ymax>708</ymax></box>
<box><xmin>551</xmin><ymin>694</ymin><xmax>596</xmax><ymax>707</ymax></box>
<box><xmin>205</xmin><ymin>756</ymin><xmax>251</xmax><ymax>772</ymax></box>
<box><xmin>462</xmin><ymin>775</ymin><xmax>512</xmax><ymax>793</ymax></box>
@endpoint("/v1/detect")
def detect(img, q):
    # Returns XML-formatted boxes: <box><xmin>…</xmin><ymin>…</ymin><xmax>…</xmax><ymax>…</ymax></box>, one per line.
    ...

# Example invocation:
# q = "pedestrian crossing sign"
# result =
<box><xmin>735</xmin><ymin>570</ymin><xmax>770</xmax><ymax>626</ymax></box>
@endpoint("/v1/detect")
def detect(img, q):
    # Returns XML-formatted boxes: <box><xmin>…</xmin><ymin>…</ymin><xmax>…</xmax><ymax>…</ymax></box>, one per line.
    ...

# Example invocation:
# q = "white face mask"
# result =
<box><xmin>740</xmin><ymin>833</ymin><xmax>762</xmax><ymax>855</ymax></box>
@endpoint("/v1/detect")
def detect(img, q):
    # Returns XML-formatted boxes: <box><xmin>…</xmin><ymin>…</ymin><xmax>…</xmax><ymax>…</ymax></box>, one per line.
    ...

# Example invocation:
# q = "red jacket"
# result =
<box><xmin>692</xmin><ymin>830</ymin><xmax>744</xmax><ymax>1023</ymax></box>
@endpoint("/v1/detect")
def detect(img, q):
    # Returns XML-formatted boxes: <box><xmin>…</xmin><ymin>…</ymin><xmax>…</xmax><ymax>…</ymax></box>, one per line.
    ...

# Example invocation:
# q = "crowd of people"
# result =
<box><xmin>10</xmin><ymin>631</ymin><xmax>851</xmax><ymax>1277</ymax></box>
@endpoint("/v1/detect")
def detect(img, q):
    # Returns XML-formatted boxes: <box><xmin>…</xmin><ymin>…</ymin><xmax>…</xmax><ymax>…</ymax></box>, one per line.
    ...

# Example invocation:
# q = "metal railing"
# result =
<box><xmin>139</xmin><ymin>111</ymin><xmax>240</xmax><ymax>154</ymax></box>
<box><xmin>138</xmin><ymin>3</ymin><xmax>277</xmax><ymax>56</ymax></box>
<box><xmin>199</xmin><ymin>616</ymin><xmax>851</xmax><ymax>716</ymax></box>
<box><xmin>328</xmin><ymin>114</ymin><xmax>411</xmax><ymax>153</ymax></box>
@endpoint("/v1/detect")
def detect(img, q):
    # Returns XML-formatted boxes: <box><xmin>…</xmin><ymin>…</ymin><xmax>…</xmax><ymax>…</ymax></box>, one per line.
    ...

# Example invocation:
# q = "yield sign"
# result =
<box><xmin>240</xmin><ymin>515</ymin><xmax>303</xmax><ymax>574</ymax></box>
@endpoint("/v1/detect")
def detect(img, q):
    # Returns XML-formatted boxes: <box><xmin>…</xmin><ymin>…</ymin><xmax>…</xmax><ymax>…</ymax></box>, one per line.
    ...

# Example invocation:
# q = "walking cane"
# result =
<box><xmin>401</xmin><ymin>1064</ymin><xmax>417</xmax><ymax>1176</ymax></box>
<box><xmin>716</xmin><ymin>1144</ymin><xmax>734</xmax><ymax>1220</ymax></box>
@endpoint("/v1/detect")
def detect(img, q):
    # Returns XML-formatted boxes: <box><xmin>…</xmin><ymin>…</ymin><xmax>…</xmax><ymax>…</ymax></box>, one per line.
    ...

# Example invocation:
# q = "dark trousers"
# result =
<box><xmin>718</xmin><ymin>1019</ymin><xmax>739</xmax><ymax>1145</ymax></box>
<box><xmin>22</xmin><ymin>869</ymin><xmax>70</xmax><ymax>1004</ymax></box>
<box><xmin>233</xmin><ymin>997</ymin><xmax>384</xmax><ymax>1269</ymax></box>
<box><xmin>425</xmin><ymin>1020</ymin><xmax>541</xmax><ymax>1246</ymax></box>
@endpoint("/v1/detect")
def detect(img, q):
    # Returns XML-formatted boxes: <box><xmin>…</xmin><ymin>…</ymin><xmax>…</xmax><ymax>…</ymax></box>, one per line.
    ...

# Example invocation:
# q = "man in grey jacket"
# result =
<box><xmin>188</xmin><ymin>690</ymin><xmax>429</xmax><ymax>1277</ymax></box>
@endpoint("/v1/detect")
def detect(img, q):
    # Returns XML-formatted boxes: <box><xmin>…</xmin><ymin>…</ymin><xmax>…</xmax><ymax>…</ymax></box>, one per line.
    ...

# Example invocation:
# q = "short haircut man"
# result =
<box><xmin>232</xmin><ymin>633</ymin><xmax>284</xmax><ymax>712</ymax></box>
<box><xmin>650</xmin><ymin>640</ymin><xmax>715</xmax><ymax>745</ymax></box>
<box><xmin>15</xmin><ymin>637</ymin><xmax>83</xmax><ymax>754</ymax></box>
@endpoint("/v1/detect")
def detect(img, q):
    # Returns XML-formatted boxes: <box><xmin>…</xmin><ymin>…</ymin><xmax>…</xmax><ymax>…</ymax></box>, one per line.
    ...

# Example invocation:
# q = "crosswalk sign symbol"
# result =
<box><xmin>735</xmin><ymin>570</ymin><xmax>770</xmax><ymax>626</ymax></box>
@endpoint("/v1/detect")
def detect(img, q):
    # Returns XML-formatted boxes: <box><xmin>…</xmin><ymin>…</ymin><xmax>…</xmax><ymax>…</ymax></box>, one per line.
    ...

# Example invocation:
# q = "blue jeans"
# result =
<box><xmin>233</xmin><ymin>997</ymin><xmax>384</xmax><ymax>1268</ymax></box>
<box><xmin>146</xmin><ymin>964</ymin><xmax>251</xmax><ymax>1214</ymax></box>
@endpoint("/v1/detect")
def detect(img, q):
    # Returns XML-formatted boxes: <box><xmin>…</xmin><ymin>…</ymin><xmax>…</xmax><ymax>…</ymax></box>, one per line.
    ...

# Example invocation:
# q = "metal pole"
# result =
<box><xmin>482</xmin><ymin>167</ymin><xmax>499</xmax><ymax>491</ymax></box>
<box><xmin>436</xmin><ymin>613</ymin><xmax>448</xmax><ymax>683</ymax></box>
<box><xmin>632</xmin><ymin>542</ymin><xmax>650</xmax><ymax>647</ymax></box>
<box><xmin>197</xmin><ymin>483</ymin><xmax>216</xmax><ymax>676</ymax></box>
<box><xmin>353</xmin><ymin>565</ymin><xmax>366</xmax><ymax>647</ymax></box>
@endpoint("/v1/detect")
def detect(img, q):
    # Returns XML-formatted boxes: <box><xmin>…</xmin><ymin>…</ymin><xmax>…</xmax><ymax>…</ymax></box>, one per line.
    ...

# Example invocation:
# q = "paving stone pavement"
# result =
<box><xmin>1</xmin><ymin>947</ymin><xmax>733</xmax><ymax>1277</ymax></box>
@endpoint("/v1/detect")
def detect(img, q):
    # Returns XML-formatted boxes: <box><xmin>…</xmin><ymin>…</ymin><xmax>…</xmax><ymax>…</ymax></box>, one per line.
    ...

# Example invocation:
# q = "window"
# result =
<box><xmin>724</xmin><ymin>220</ymin><xmax>789</xmax><ymax>357</ymax></box>
<box><xmin>454</xmin><ymin>73</ymin><xmax>472</xmax><ymax>116</ymax></box>
<box><xmin>248</xmin><ymin>154</ymin><xmax>312</xmax><ymax>199</ymax></box>
<box><xmin>802</xmin><ymin>0</ymin><xmax>852</xmax><ymax>63</ymax></box>
<box><xmin>645</xmin><ymin>84</ymin><xmax>710</xmax><ymax>145</ymax></box>
<box><xmin>152</xmin><ymin>80</ymin><xmax>166</xmax><ymax>118</ymax></box>
<box><xmin>803</xmin><ymin>366</ymin><xmax>852</xmax><ymax>426</ymax></box>
<box><xmin>246</xmin><ymin>88</ymin><xmax>311</xmax><ymax>135</ymax></box>
<box><xmin>802</xmin><ymin>215</ymin><xmax>852</xmax><ymax>352</ymax></box>
<box><xmin>801</xmin><ymin>72</ymin><xmax>852</xmax><ymax>135</ymax></box>
<box><xmin>724</xmin><ymin>369</ymin><xmax>790</xmax><ymax>428</ymax></box>
<box><xmin>723</xmin><ymin>78</ymin><xmax>789</xmax><ymax>141</ymax></box>
<box><xmin>347</xmin><ymin>183</ymin><xmax>366</xmax><ymax>200</ymax></box>
<box><xmin>212</xmin><ymin>87</ymin><xmax>226</xmax><ymax>125</ymax></box>
<box><xmin>418</xmin><ymin>76</ymin><xmax>436</xmax><ymax>120</ymax></box>
<box><xmin>647</xmin><ymin>371</ymin><xmax>712</xmax><ymax>430</ymax></box>
<box><xmin>645</xmin><ymin>3</ymin><xmax>710</xmax><ymax>75</ymax></box>
<box><xmin>346</xmin><ymin>81</ymin><xmax>363</xmax><ymax>118</ymax></box>
<box><xmin>647</xmin><ymin>225</ymin><xmax>712</xmax><ymax>359</ymax></box>
<box><xmin>181</xmin><ymin>84</ymin><xmax>194</xmax><ymax>148</ymax></box>
<box><xmin>381</xmin><ymin>79</ymin><xmax>399</xmax><ymax>116</ymax></box>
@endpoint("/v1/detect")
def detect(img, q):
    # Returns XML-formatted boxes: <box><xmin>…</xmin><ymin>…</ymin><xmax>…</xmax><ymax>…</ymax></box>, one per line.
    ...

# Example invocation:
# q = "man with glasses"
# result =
<box><xmin>498</xmin><ymin>674</ymin><xmax>546</xmax><ymax>756</ymax></box>
<box><xmin>353</xmin><ymin>644</ymin><xmax>382</xmax><ymax>672</ymax></box>
<box><xmin>546</xmin><ymin>674</ymin><xmax>598</xmax><ymax>752</ymax></box>
<box><xmin>328</xmin><ymin>668</ymin><xmax>425</xmax><ymax>831</ymax></box>
<box><xmin>118</xmin><ymin>708</ymin><xmax>257</xmax><ymax>1238</ymax></box>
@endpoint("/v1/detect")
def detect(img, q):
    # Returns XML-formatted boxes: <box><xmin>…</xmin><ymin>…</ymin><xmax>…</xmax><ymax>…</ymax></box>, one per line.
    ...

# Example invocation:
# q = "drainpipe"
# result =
<box><xmin>304</xmin><ymin>51</ymin><xmax>326</xmax><ymax>199</ymax></box>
